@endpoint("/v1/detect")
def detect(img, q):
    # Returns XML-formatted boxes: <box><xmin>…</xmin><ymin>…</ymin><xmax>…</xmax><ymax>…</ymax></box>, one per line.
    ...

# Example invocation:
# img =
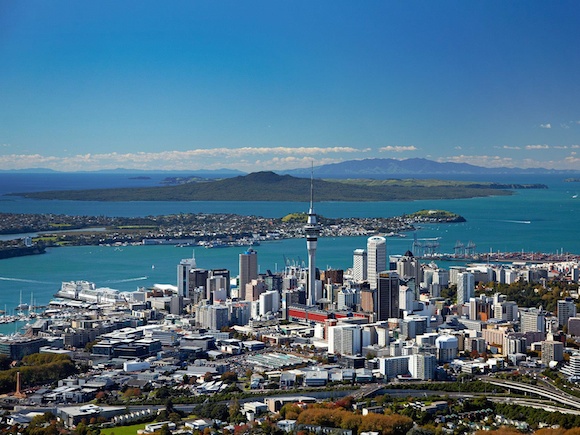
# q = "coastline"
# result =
<box><xmin>0</xmin><ymin>245</ymin><xmax>45</xmax><ymax>259</ymax></box>
<box><xmin>0</xmin><ymin>209</ymin><xmax>468</xmax><ymax>257</ymax></box>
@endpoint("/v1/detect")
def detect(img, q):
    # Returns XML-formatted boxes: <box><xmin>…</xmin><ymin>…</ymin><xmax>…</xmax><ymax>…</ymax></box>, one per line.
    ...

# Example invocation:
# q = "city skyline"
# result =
<box><xmin>2</xmin><ymin>2</ymin><xmax>580</xmax><ymax>172</ymax></box>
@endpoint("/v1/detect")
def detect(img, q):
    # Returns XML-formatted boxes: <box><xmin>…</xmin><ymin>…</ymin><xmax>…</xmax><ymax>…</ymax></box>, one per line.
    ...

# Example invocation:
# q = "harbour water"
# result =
<box><xmin>0</xmin><ymin>172</ymin><xmax>579</xmax><ymax>334</ymax></box>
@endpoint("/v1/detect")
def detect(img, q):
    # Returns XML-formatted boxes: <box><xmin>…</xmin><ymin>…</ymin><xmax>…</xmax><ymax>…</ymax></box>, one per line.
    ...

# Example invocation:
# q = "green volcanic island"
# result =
<box><xmin>10</xmin><ymin>171</ymin><xmax>547</xmax><ymax>202</ymax></box>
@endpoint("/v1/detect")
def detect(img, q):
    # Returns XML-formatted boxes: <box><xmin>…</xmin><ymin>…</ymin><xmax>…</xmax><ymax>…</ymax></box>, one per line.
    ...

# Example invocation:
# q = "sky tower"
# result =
<box><xmin>304</xmin><ymin>167</ymin><xmax>320</xmax><ymax>306</ymax></box>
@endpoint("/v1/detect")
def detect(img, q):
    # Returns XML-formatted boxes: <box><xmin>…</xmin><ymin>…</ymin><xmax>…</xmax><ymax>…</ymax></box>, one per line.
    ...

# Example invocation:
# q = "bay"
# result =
<box><xmin>0</xmin><ymin>172</ymin><xmax>579</xmax><ymax>336</ymax></box>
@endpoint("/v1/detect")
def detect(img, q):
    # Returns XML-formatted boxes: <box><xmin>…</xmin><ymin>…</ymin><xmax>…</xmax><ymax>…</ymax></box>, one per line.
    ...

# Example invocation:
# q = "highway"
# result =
<box><xmin>481</xmin><ymin>377</ymin><xmax>580</xmax><ymax>410</ymax></box>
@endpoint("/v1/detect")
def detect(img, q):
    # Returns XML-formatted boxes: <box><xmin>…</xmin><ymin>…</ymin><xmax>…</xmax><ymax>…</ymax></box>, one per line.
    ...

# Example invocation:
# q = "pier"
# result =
<box><xmin>417</xmin><ymin>251</ymin><xmax>580</xmax><ymax>264</ymax></box>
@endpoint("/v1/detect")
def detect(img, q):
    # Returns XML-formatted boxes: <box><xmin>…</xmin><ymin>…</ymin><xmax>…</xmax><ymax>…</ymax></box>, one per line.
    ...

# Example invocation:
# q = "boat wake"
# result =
<box><xmin>105</xmin><ymin>276</ymin><xmax>148</xmax><ymax>284</ymax></box>
<box><xmin>0</xmin><ymin>276</ymin><xmax>55</xmax><ymax>284</ymax></box>
<box><xmin>498</xmin><ymin>219</ymin><xmax>531</xmax><ymax>224</ymax></box>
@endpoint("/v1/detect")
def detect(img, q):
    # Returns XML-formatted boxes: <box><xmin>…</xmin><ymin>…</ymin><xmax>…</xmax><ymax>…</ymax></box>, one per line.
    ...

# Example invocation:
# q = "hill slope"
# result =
<box><xmin>11</xmin><ymin>172</ymin><xmax>520</xmax><ymax>202</ymax></box>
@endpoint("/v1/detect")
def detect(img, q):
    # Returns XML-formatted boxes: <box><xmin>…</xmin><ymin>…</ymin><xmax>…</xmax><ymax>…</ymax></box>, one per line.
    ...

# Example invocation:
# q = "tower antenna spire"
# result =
<box><xmin>310</xmin><ymin>160</ymin><xmax>314</xmax><ymax>211</ymax></box>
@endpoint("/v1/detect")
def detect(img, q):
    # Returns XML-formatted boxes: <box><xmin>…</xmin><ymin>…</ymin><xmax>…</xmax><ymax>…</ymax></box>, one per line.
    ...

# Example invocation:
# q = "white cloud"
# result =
<box><xmin>526</xmin><ymin>144</ymin><xmax>550</xmax><ymax>150</ymax></box>
<box><xmin>378</xmin><ymin>145</ymin><xmax>417</xmax><ymax>152</ymax></box>
<box><xmin>0</xmin><ymin>146</ymin><xmax>369</xmax><ymax>172</ymax></box>
<box><xmin>502</xmin><ymin>146</ymin><xmax>521</xmax><ymax>150</ymax></box>
<box><xmin>454</xmin><ymin>146</ymin><xmax>462</xmax><ymax>150</ymax></box>
<box><xmin>563</xmin><ymin>156</ymin><xmax>580</xmax><ymax>164</ymax></box>
<box><xmin>540</xmin><ymin>123</ymin><xmax>551</xmax><ymax>129</ymax></box>
<box><xmin>438</xmin><ymin>155</ymin><xmax>515</xmax><ymax>168</ymax></box>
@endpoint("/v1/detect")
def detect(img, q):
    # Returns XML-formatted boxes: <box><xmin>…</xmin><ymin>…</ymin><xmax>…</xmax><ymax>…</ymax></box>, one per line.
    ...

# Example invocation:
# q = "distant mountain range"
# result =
<box><xmin>3</xmin><ymin>158</ymin><xmax>578</xmax><ymax>179</ymax></box>
<box><xmin>281</xmin><ymin>158</ymin><xmax>579</xmax><ymax>178</ymax></box>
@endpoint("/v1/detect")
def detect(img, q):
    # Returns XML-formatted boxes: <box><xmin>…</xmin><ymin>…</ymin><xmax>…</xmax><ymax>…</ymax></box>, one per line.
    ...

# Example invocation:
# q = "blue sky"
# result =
<box><xmin>1</xmin><ymin>1</ymin><xmax>580</xmax><ymax>171</ymax></box>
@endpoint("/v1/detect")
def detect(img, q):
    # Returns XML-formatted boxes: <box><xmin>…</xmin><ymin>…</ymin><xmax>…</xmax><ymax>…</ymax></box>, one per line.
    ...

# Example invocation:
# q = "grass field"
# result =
<box><xmin>100</xmin><ymin>422</ymin><xmax>147</xmax><ymax>435</ymax></box>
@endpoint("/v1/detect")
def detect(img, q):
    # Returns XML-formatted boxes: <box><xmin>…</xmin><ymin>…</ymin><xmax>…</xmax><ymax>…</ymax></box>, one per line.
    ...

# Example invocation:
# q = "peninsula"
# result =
<box><xmin>7</xmin><ymin>171</ymin><xmax>547</xmax><ymax>202</ymax></box>
<box><xmin>0</xmin><ymin>209</ymin><xmax>464</xmax><ymax>255</ymax></box>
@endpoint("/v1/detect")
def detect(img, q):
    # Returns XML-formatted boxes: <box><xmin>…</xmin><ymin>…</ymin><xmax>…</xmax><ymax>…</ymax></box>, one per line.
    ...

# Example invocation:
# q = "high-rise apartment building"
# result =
<box><xmin>493</xmin><ymin>300</ymin><xmax>518</xmax><ymax>322</ymax></box>
<box><xmin>558</xmin><ymin>298</ymin><xmax>577</xmax><ymax>327</ymax></box>
<box><xmin>328</xmin><ymin>323</ymin><xmax>362</xmax><ymax>356</ymax></box>
<box><xmin>541</xmin><ymin>340</ymin><xmax>564</xmax><ymax>366</ymax></box>
<box><xmin>456</xmin><ymin>272</ymin><xmax>475</xmax><ymax>306</ymax></box>
<box><xmin>449</xmin><ymin>266</ymin><xmax>467</xmax><ymax>286</ymax></box>
<box><xmin>367</xmin><ymin>236</ymin><xmax>387</xmax><ymax>289</ymax></box>
<box><xmin>520</xmin><ymin>308</ymin><xmax>546</xmax><ymax>334</ymax></box>
<box><xmin>409</xmin><ymin>353</ymin><xmax>436</xmax><ymax>380</ymax></box>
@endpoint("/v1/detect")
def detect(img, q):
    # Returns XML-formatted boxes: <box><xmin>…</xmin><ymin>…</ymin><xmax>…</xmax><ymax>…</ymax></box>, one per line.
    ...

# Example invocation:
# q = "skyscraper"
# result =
<box><xmin>396</xmin><ymin>250</ymin><xmax>422</xmax><ymax>298</ymax></box>
<box><xmin>177</xmin><ymin>251</ymin><xmax>197</xmax><ymax>298</ymax></box>
<box><xmin>304</xmin><ymin>169</ymin><xmax>320</xmax><ymax>306</ymax></box>
<box><xmin>367</xmin><ymin>236</ymin><xmax>387</xmax><ymax>289</ymax></box>
<box><xmin>520</xmin><ymin>308</ymin><xmax>546</xmax><ymax>334</ymax></box>
<box><xmin>456</xmin><ymin>272</ymin><xmax>475</xmax><ymax>306</ymax></box>
<box><xmin>239</xmin><ymin>248</ymin><xmax>258</xmax><ymax>300</ymax></box>
<box><xmin>377</xmin><ymin>271</ymin><xmax>400</xmax><ymax>320</ymax></box>
<box><xmin>558</xmin><ymin>298</ymin><xmax>577</xmax><ymax>327</ymax></box>
<box><xmin>352</xmin><ymin>249</ymin><xmax>367</xmax><ymax>282</ymax></box>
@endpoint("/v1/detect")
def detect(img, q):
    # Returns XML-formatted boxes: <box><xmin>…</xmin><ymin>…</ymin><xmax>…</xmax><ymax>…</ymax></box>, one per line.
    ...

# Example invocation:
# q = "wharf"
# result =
<box><xmin>418</xmin><ymin>251</ymin><xmax>580</xmax><ymax>264</ymax></box>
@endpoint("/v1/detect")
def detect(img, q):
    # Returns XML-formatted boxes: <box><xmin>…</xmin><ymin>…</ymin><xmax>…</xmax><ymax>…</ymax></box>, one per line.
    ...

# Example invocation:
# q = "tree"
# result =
<box><xmin>168</xmin><ymin>412</ymin><xmax>181</xmax><ymax>423</ymax></box>
<box><xmin>221</xmin><ymin>371</ymin><xmax>238</xmax><ymax>384</ymax></box>
<box><xmin>74</xmin><ymin>422</ymin><xmax>88</xmax><ymax>435</ymax></box>
<box><xmin>165</xmin><ymin>398</ymin><xmax>175</xmax><ymax>414</ymax></box>
<box><xmin>122</xmin><ymin>387</ymin><xmax>141</xmax><ymax>399</ymax></box>
<box><xmin>158</xmin><ymin>424</ymin><xmax>172</xmax><ymax>435</ymax></box>
<box><xmin>0</xmin><ymin>355</ymin><xmax>11</xmax><ymax>371</ymax></box>
<box><xmin>229</xmin><ymin>397</ymin><xmax>241</xmax><ymax>422</ymax></box>
<box><xmin>156</xmin><ymin>386</ymin><xmax>170</xmax><ymax>399</ymax></box>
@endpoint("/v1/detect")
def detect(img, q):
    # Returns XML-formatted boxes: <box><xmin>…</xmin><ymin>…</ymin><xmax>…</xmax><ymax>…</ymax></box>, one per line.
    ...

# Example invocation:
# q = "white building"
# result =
<box><xmin>435</xmin><ymin>335</ymin><xmax>458</xmax><ymax>363</ymax></box>
<box><xmin>259</xmin><ymin>290</ymin><xmax>280</xmax><ymax>316</ymax></box>
<box><xmin>561</xmin><ymin>354</ymin><xmax>580</xmax><ymax>380</ymax></box>
<box><xmin>367</xmin><ymin>236</ymin><xmax>387</xmax><ymax>289</ymax></box>
<box><xmin>409</xmin><ymin>353</ymin><xmax>436</xmax><ymax>380</ymax></box>
<box><xmin>197</xmin><ymin>304</ymin><xmax>229</xmax><ymax>330</ymax></box>
<box><xmin>177</xmin><ymin>253</ymin><xmax>197</xmax><ymax>298</ymax></box>
<box><xmin>520</xmin><ymin>309</ymin><xmax>546</xmax><ymax>334</ymax></box>
<box><xmin>456</xmin><ymin>272</ymin><xmax>475</xmax><ymax>306</ymax></box>
<box><xmin>379</xmin><ymin>356</ymin><xmax>410</xmax><ymax>379</ymax></box>
<box><xmin>337</xmin><ymin>288</ymin><xmax>358</xmax><ymax>310</ymax></box>
<box><xmin>494</xmin><ymin>300</ymin><xmax>518</xmax><ymax>322</ymax></box>
<box><xmin>328</xmin><ymin>323</ymin><xmax>362</xmax><ymax>356</ymax></box>
<box><xmin>353</xmin><ymin>249</ymin><xmax>368</xmax><ymax>282</ymax></box>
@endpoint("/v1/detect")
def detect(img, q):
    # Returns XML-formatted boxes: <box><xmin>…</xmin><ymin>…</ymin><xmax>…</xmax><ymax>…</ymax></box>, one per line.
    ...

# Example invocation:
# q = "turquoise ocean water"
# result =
<box><xmin>0</xmin><ymin>172</ymin><xmax>579</xmax><ymax>334</ymax></box>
